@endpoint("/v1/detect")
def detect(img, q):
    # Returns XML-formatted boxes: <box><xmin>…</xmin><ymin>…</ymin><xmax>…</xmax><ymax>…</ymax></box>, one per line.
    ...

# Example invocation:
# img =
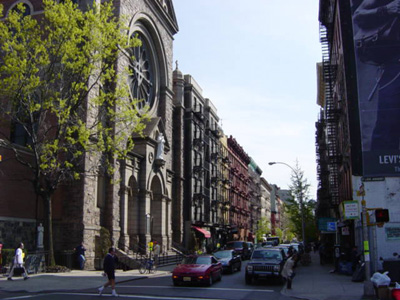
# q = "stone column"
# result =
<box><xmin>139</xmin><ymin>189</ymin><xmax>152</xmax><ymax>252</ymax></box>
<box><xmin>119</xmin><ymin>183</ymin><xmax>130</xmax><ymax>252</ymax></box>
<box><xmin>166</xmin><ymin>196</ymin><xmax>172</xmax><ymax>250</ymax></box>
<box><xmin>159</xmin><ymin>195</ymin><xmax>168</xmax><ymax>249</ymax></box>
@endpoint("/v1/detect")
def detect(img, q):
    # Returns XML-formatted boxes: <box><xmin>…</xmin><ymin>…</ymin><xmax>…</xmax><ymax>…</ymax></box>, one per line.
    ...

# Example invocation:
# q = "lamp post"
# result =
<box><xmin>268</xmin><ymin>161</ymin><xmax>306</xmax><ymax>245</ymax></box>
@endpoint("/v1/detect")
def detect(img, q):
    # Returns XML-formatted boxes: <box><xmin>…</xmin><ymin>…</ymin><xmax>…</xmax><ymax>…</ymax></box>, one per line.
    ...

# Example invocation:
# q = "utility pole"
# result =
<box><xmin>359</xmin><ymin>183</ymin><xmax>374</xmax><ymax>296</ymax></box>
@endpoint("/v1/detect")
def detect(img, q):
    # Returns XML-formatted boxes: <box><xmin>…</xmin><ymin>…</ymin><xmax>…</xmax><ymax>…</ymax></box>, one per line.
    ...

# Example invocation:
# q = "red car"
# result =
<box><xmin>172</xmin><ymin>255</ymin><xmax>223</xmax><ymax>286</ymax></box>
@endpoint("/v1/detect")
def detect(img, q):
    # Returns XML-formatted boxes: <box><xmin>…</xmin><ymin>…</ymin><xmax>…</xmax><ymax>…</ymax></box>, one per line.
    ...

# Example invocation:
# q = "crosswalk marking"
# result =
<box><xmin>3</xmin><ymin>293</ymin><xmax>230</xmax><ymax>300</ymax></box>
<box><xmin>119</xmin><ymin>285</ymin><xmax>274</xmax><ymax>293</ymax></box>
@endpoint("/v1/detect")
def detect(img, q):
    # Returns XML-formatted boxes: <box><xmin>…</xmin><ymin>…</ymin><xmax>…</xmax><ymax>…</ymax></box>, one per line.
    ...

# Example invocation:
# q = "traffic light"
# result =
<box><xmin>375</xmin><ymin>209</ymin><xmax>389</xmax><ymax>223</ymax></box>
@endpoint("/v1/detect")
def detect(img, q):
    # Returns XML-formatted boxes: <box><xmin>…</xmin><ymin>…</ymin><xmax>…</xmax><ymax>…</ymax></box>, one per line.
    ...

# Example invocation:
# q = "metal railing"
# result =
<box><xmin>116</xmin><ymin>243</ymin><xmax>185</xmax><ymax>271</ymax></box>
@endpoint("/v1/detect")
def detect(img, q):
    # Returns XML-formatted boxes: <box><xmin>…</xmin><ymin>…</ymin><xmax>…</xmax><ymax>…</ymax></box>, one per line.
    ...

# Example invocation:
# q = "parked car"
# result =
<box><xmin>277</xmin><ymin>244</ymin><xmax>292</xmax><ymax>258</ymax></box>
<box><xmin>225</xmin><ymin>241</ymin><xmax>251</xmax><ymax>260</ymax></box>
<box><xmin>266</xmin><ymin>236</ymin><xmax>280</xmax><ymax>246</ymax></box>
<box><xmin>172</xmin><ymin>255</ymin><xmax>222</xmax><ymax>286</ymax></box>
<box><xmin>214</xmin><ymin>250</ymin><xmax>242</xmax><ymax>273</ymax></box>
<box><xmin>261</xmin><ymin>241</ymin><xmax>275</xmax><ymax>247</ymax></box>
<box><xmin>245</xmin><ymin>248</ymin><xmax>286</xmax><ymax>284</ymax></box>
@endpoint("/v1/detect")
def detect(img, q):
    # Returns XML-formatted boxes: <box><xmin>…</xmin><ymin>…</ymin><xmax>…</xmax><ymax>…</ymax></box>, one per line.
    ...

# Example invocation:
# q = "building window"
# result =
<box><xmin>9</xmin><ymin>110</ymin><xmax>38</xmax><ymax>147</ymax></box>
<box><xmin>10</xmin><ymin>2</ymin><xmax>31</xmax><ymax>16</ymax></box>
<box><xmin>97</xmin><ymin>175</ymin><xmax>106</xmax><ymax>208</ymax></box>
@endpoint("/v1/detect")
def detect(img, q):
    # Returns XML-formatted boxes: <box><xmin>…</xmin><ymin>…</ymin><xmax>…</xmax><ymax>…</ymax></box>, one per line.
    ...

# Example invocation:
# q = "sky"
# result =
<box><xmin>172</xmin><ymin>0</ymin><xmax>322</xmax><ymax>200</ymax></box>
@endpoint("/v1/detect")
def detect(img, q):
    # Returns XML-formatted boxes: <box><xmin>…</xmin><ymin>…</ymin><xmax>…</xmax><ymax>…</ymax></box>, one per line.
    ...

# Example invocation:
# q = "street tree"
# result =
<box><xmin>0</xmin><ymin>0</ymin><xmax>148</xmax><ymax>265</ymax></box>
<box><xmin>285</xmin><ymin>161</ymin><xmax>317</xmax><ymax>244</ymax></box>
<box><xmin>255</xmin><ymin>217</ymin><xmax>271</xmax><ymax>242</ymax></box>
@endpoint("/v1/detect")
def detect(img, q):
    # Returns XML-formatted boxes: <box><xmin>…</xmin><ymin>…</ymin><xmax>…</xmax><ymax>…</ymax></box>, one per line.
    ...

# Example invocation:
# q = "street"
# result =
<box><xmin>0</xmin><ymin>266</ymin><xmax>293</xmax><ymax>300</ymax></box>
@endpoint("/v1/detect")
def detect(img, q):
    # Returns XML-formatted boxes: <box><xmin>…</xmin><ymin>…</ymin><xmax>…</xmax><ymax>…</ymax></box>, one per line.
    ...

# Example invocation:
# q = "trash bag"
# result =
<box><xmin>371</xmin><ymin>271</ymin><xmax>391</xmax><ymax>286</ymax></box>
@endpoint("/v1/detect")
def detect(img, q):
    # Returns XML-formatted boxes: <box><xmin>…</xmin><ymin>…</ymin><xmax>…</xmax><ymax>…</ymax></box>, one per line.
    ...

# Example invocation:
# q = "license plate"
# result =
<box><xmin>183</xmin><ymin>277</ymin><xmax>191</xmax><ymax>281</ymax></box>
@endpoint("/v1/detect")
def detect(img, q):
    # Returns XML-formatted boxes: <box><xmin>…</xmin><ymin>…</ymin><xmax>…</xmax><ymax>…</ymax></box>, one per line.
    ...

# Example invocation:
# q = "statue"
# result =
<box><xmin>37</xmin><ymin>223</ymin><xmax>44</xmax><ymax>249</ymax></box>
<box><xmin>156</xmin><ymin>133</ymin><xmax>165</xmax><ymax>160</ymax></box>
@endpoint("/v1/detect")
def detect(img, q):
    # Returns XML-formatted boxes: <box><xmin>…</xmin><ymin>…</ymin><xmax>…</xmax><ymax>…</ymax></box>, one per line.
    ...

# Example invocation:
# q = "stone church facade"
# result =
<box><xmin>0</xmin><ymin>0</ymin><xmax>181</xmax><ymax>269</ymax></box>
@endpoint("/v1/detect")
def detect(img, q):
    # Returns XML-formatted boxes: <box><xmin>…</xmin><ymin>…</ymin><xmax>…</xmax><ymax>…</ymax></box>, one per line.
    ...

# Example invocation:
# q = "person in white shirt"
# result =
<box><xmin>282</xmin><ymin>254</ymin><xmax>298</xmax><ymax>289</ymax></box>
<box><xmin>153</xmin><ymin>241</ymin><xmax>161</xmax><ymax>265</ymax></box>
<box><xmin>8</xmin><ymin>242</ymin><xmax>29</xmax><ymax>280</ymax></box>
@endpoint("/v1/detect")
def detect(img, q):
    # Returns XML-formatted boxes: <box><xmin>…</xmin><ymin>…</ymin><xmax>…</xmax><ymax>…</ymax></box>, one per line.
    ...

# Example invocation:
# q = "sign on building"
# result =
<box><xmin>342</xmin><ymin>201</ymin><xmax>359</xmax><ymax>220</ymax></box>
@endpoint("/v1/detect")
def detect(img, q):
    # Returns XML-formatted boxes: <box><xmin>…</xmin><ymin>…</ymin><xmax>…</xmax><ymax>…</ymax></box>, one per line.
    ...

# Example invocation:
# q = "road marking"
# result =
<box><xmin>3</xmin><ymin>293</ymin><xmax>230</xmax><ymax>300</ymax></box>
<box><xmin>3</xmin><ymin>296</ymin><xmax>39</xmax><ymax>300</ymax></box>
<box><xmin>119</xmin><ymin>285</ymin><xmax>274</xmax><ymax>293</ymax></box>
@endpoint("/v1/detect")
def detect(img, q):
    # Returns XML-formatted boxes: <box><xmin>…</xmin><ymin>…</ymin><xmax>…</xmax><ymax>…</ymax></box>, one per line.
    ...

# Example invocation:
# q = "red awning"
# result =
<box><xmin>192</xmin><ymin>226</ymin><xmax>211</xmax><ymax>238</ymax></box>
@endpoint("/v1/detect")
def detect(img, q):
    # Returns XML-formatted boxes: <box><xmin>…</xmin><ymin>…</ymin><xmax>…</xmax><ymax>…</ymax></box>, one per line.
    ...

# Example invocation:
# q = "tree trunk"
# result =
<box><xmin>44</xmin><ymin>193</ymin><xmax>56</xmax><ymax>266</ymax></box>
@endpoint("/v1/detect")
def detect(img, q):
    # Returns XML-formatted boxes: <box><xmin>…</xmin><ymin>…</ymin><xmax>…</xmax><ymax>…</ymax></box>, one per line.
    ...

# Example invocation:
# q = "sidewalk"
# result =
<box><xmin>281</xmin><ymin>252</ymin><xmax>372</xmax><ymax>300</ymax></box>
<box><xmin>1</xmin><ymin>255</ymin><xmax>375</xmax><ymax>300</ymax></box>
<box><xmin>0</xmin><ymin>265</ymin><xmax>175</xmax><ymax>293</ymax></box>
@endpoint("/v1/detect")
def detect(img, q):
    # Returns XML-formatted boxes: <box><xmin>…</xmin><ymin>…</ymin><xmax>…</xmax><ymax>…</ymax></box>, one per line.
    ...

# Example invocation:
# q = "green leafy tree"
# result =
<box><xmin>0</xmin><ymin>0</ymin><xmax>148</xmax><ymax>265</ymax></box>
<box><xmin>284</xmin><ymin>161</ymin><xmax>317</xmax><ymax>244</ymax></box>
<box><xmin>255</xmin><ymin>217</ymin><xmax>271</xmax><ymax>242</ymax></box>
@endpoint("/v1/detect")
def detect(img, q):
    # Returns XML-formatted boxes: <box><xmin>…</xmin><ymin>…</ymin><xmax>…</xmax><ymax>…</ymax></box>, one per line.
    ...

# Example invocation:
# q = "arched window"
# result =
<box><xmin>9</xmin><ymin>2</ymin><xmax>31</xmax><ymax>17</ymax></box>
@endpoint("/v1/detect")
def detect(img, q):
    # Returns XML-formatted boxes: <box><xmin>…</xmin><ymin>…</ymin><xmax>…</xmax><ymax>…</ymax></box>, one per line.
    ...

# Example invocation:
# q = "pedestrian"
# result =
<box><xmin>74</xmin><ymin>242</ymin><xmax>86</xmax><ymax>270</ymax></box>
<box><xmin>319</xmin><ymin>243</ymin><xmax>326</xmax><ymax>265</ymax></box>
<box><xmin>313</xmin><ymin>241</ymin><xmax>319</xmax><ymax>253</ymax></box>
<box><xmin>351</xmin><ymin>246</ymin><xmax>359</xmax><ymax>272</ymax></box>
<box><xmin>153</xmin><ymin>241</ymin><xmax>160</xmax><ymax>265</ymax></box>
<box><xmin>98</xmin><ymin>247</ymin><xmax>119</xmax><ymax>297</ymax></box>
<box><xmin>282</xmin><ymin>253</ymin><xmax>297</xmax><ymax>289</ymax></box>
<box><xmin>8</xmin><ymin>242</ymin><xmax>29</xmax><ymax>280</ymax></box>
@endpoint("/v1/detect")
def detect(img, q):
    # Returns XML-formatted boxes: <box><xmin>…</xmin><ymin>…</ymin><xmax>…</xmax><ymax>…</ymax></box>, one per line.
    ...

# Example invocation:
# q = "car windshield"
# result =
<box><xmin>214</xmin><ymin>251</ymin><xmax>232</xmax><ymax>259</ymax></box>
<box><xmin>227</xmin><ymin>242</ymin><xmax>243</xmax><ymax>248</ymax></box>
<box><xmin>252</xmin><ymin>250</ymin><xmax>282</xmax><ymax>260</ymax></box>
<box><xmin>181</xmin><ymin>256</ymin><xmax>211</xmax><ymax>265</ymax></box>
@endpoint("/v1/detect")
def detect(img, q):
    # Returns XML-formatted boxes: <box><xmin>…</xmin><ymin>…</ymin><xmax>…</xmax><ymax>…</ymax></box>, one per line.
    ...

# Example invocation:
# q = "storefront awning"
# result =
<box><xmin>192</xmin><ymin>226</ymin><xmax>211</xmax><ymax>238</ymax></box>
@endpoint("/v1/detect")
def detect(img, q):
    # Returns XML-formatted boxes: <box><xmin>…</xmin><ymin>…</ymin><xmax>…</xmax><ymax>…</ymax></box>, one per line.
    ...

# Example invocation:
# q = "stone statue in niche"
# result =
<box><xmin>37</xmin><ymin>223</ymin><xmax>44</xmax><ymax>249</ymax></box>
<box><xmin>156</xmin><ymin>133</ymin><xmax>165</xmax><ymax>161</ymax></box>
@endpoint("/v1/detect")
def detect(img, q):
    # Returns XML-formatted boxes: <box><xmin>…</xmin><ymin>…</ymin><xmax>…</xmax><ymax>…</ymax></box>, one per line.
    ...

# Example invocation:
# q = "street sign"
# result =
<box><xmin>343</xmin><ymin>201</ymin><xmax>359</xmax><ymax>220</ymax></box>
<box><xmin>327</xmin><ymin>222</ymin><xmax>337</xmax><ymax>231</ymax></box>
<box><xmin>318</xmin><ymin>217</ymin><xmax>336</xmax><ymax>231</ymax></box>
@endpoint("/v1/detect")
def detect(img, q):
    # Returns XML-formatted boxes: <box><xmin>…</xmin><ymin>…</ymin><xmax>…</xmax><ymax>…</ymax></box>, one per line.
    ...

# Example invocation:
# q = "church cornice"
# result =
<box><xmin>146</xmin><ymin>0</ymin><xmax>179</xmax><ymax>37</ymax></box>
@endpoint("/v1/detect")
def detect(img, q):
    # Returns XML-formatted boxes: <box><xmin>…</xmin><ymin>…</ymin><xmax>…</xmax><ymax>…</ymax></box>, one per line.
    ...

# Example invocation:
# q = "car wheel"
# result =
<box><xmin>245</xmin><ymin>274</ymin><xmax>252</xmax><ymax>285</ymax></box>
<box><xmin>206</xmin><ymin>276</ymin><xmax>213</xmax><ymax>287</ymax></box>
<box><xmin>218</xmin><ymin>271</ymin><xmax>222</xmax><ymax>281</ymax></box>
<box><xmin>238</xmin><ymin>263</ymin><xmax>242</xmax><ymax>272</ymax></box>
<box><xmin>230</xmin><ymin>265</ymin><xmax>235</xmax><ymax>274</ymax></box>
<box><xmin>173</xmin><ymin>281</ymin><xmax>179</xmax><ymax>286</ymax></box>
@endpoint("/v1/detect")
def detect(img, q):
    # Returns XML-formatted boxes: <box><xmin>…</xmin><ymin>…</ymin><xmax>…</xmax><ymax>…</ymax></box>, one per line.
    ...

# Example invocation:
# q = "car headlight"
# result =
<box><xmin>274</xmin><ymin>265</ymin><xmax>280</xmax><ymax>272</ymax></box>
<box><xmin>247</xmin><ymin>265</ymin><xmax>253</xmax><ymax>272</ymax></box>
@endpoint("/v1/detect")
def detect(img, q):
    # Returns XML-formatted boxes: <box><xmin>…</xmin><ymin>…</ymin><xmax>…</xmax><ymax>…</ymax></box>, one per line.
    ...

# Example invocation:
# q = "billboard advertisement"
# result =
<box><xmin>351</xmin><ymin>0</ymin><xmax>400</xmax><ymax>176</ymax></box>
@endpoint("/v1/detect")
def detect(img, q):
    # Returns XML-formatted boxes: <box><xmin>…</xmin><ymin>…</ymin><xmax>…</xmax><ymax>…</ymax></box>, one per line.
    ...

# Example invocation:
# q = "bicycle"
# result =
<box><xmin>139</xmin><ymin>258</ymin><xmax>156</xmax><ymax>274</ymax></box>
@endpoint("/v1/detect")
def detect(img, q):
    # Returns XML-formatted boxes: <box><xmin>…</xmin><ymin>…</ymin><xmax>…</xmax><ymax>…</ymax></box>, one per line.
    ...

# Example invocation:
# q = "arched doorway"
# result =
<box><xmin>150</xmin><ymin>176</ymin><xmax>163</xmax><ymax>241</ymax></box>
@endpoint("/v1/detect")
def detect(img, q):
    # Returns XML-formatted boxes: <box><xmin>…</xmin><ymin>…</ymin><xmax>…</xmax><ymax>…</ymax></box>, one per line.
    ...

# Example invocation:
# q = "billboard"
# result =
<box><xmin>351</xmin><ymin>0</ymin><xmax>400</xmax><ymax>176</ymax></box>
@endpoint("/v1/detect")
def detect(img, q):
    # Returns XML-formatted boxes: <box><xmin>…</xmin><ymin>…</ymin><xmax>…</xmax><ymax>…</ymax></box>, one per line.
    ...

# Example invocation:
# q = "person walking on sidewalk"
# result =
<box><xmin>98</xmin><ymin>247</ymin><xmax>119</xmax><ymax>297</ymax></box>
<box><xmin>8</xmin><ymin>242</ymin><xmax>29</xmax><ymax>281</ymax></box>
<box><xmin>153</xmin><ymin>241</ymin><xmax>160</xmax><ymax>266</ymax></box>
<box><xmin>74</xmin><ymin>242</ymin><xmax>86</xmax><ymax>270</ymax></box>
<box><xmin>282</xmin><ymin>254</ymin><xmax>297</xmax><ymax>289</ymax></box>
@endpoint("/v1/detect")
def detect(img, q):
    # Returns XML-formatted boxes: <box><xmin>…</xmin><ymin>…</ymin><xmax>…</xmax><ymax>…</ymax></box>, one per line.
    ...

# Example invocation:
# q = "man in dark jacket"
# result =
<box><xmin>98</xmin><ymin>247</ymin><xmax>118</xmax><ymax>296</ymax></box>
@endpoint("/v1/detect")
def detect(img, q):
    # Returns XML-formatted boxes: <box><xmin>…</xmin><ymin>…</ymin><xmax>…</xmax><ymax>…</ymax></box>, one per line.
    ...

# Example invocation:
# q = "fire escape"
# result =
<box><xmin>320</xmin><ymin>21</ymin><xmax>340</xmax><ymax>208</ymax></box>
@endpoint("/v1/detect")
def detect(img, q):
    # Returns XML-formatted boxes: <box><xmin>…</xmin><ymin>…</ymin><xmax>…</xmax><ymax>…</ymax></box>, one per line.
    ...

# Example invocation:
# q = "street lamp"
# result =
<box><xmin>268</xmin><ymin>161</ymin><xmax>306</xmax><ymax>245</ymax></box>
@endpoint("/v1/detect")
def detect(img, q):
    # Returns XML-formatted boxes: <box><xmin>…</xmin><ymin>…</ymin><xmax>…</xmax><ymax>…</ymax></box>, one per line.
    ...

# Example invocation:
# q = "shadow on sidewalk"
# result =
<box><xmin>281</xmin><ymin>252</ymin><xmax>366</xmax><ymax>300</ymax></box>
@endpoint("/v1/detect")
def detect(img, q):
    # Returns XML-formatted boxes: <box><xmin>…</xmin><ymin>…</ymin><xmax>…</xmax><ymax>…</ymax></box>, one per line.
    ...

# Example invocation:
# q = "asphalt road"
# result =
<box><xmin>0</xmin><ymin>267</ymin><xmax>294</xmax><ymax>300</ymax></box>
